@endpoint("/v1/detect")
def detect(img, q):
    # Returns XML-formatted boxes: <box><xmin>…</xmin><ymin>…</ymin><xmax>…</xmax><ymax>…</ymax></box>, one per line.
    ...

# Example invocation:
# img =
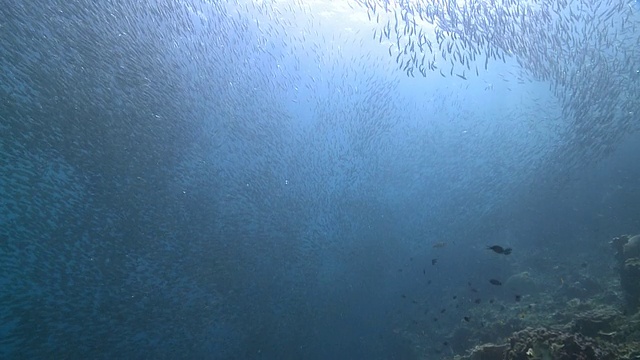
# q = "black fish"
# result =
<box><xmin>463</xmin><ymin>316</ymin><xmax>470</xmax><ymax>322</ymax></box>
<box><xmin>474</xmin><ymin>298</ymin><xmax>481</xmax><ymax>304</ymax></box>
<box><xmin>432</xmin><ymin>258</ymin><xmax>438</xmax><ymax>265</ymax></box>
<box><xmin>515</xmin><ymin>294</ymin><xmax>522</xmax><ymax>302</ymax></box>
<box><xmin>489</xmin><ymin>279</ymin><xmax>502</xmax><ymax>286</ymax></box>
<box><xmin>487</xmin><ymin>245</ymin><xmax>511</xmax><ymax>254</ymax></box>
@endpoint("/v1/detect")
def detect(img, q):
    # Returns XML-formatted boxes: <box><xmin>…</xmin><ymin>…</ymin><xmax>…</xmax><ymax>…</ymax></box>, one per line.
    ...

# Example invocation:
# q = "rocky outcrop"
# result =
<box><xmin>611</xmin><ymin>234</ymin><xmax>640</xmax><ymax>312</ymax></box>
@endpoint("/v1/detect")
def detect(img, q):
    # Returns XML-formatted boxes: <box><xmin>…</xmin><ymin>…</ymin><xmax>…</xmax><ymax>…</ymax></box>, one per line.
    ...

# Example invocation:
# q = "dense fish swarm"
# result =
<box><xmin>356</xmin><ymin>0</ymin><xmax>640</xmax><ymax>166</ymax></box>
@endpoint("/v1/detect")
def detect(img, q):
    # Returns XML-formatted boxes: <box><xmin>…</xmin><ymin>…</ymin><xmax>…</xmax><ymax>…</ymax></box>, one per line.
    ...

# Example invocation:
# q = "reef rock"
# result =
<box><xmin>611</xmin><ymin>234</ymin><xmax>640</xmax><ymax>312</ymax></box>
<box><xmin>572</xmin><ymin>306</ymin><xmax>620</xmax><ymax>337</ymax></box>
<box><xmin>504</xmin><ymin>327</ymin><xmax>618</xmax><ymax>360</ymax></box>
<box><xmin>453</xmin><ymin>343</ymin><xmax>509</xmax><ymax>360</ymax></box>
<box><xmin>623</xmin><ymin>235</ymin><xmax>640</xmax><ymax>259</ymax></box>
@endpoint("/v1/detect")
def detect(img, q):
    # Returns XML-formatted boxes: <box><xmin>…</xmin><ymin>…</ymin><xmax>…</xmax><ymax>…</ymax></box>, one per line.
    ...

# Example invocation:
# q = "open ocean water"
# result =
<box><xmin>2</xmin><ymin>0</ymin><xmax>640</xmax><ymax>359</ymax></box>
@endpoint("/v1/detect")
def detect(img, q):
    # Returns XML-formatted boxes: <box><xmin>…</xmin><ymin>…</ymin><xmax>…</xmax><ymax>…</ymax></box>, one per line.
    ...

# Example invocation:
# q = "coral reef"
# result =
<box><xmin>415</xmin><ymin>233</ymin><xmax>640</xmax><ymax>360</ymax></box>
<box><xmin>454</xmin><ymin>327</ymin><xmax>620</xmax><ymax>360</ymax></box>
<box><xmin>451</xmin><ymin>302</ymin><xmax>636</xmax><ymax>360</ymax></box>
<box><xmin>571</xmin><ymin>305</ymin><xmax>620</xmax><ymax>337</ymax></box>
<box><xmin>504</xmin><ymin>327</ymin><xmax>619</xmax><ymax>360</ymax></box>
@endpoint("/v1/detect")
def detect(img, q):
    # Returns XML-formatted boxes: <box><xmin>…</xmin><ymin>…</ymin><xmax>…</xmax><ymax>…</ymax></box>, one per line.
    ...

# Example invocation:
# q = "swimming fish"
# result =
<box><xmin>489</xmin><ymin>279</ymin><xmax>502</xmax><ymax>286</ymax></box>
<box><xmin>487</xmin><ymin>245</ymin><xmax>512</xmax><ymax>255</ymax></box>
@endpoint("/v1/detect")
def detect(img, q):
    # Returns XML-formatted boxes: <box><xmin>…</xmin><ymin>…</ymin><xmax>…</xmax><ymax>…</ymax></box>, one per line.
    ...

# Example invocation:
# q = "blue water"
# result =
<box><xmin>2</xmin><ymin>0</ymin><xmax>640</xmax><ymax>359</ymax></box>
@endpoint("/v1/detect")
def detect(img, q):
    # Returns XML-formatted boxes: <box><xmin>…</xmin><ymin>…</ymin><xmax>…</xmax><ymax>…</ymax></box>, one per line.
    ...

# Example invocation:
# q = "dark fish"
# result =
<box><xmin>515</xmin><ymin>294</ymin><xmax>522</xmax><ymax>302</ymax></box>
<box><xmin>432</xmin><ymin>258</ymin><xmax>438</xmax><ymax>265</ymax></box>
<box><xmin>474</xmin><ymin>298</ymin><xmax>481</xmax><ymax>304</ymax></box>
<box><xmin>487</xmin><ymin>245</ymin><xmax>505</xmax><ymax>253</ymax></box>
<box><xmin>440</xmin><ymin>308</ymin><xmax>446</xmax><ymax>313</ymax></box>
<box><xmin>489</xmin><ymin>279</ymin><xmax>502</xmax><ymax>286</ymax></box>
<box><xmin>452</xmin><ymin>295</ymin><xmax>457</xmax><ymax>300</ymax></box>
<box><xmin>487</xmin><ymin>245</ymin><xmax>512</xmax><ymax>255</ymax></box>
<box><xmin>463</xmin><ymin>316</ymin><xmax>470</xmax><ymax>322</ymax></box>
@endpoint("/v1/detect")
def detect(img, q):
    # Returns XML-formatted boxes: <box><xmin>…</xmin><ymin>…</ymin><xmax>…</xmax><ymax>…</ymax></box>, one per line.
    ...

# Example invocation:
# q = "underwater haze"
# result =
<box><xmin>2</xmin><ymin>0</ymin><xmax>640</xmax><ymax>359</ymax></box>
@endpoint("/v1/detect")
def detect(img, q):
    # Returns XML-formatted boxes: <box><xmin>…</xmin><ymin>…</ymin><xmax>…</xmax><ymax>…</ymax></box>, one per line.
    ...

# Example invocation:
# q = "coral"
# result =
<box><xmin>571</xmin><ymin>306</ymin><xmax>620</xmax><ymax>337</ymax></box>
<box><xmin>453</xmin><ymin>343</ymin><xmax>509</xmax><ymax>360</ymax></box>
<box><xmin>611</xmin><ymin>235</ymin><xmax>631</xmax><ymax>262</ymax></box>
<box><xmin>454</xmin><ymin>327</ymin><xmax>621</xmax><ymax>360</ymax></box>
<box><xmin>610</xmin><ymin>234</ymin><xmax>640</xmax><ymax>261</ymax></box>
<box><xmin>566</xmin><ymin>298</ymin><xmax>582</xmax><ymax>308</ymax></box>
<box><xmin>623</xmin><ymin>235</ymin><xmax>640</xmax><ymax>259</ymax></box>
<box><xmin>503</xmin><ymin>327</ymin><xmax>619</xmax><ymax>360</ymax></box>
